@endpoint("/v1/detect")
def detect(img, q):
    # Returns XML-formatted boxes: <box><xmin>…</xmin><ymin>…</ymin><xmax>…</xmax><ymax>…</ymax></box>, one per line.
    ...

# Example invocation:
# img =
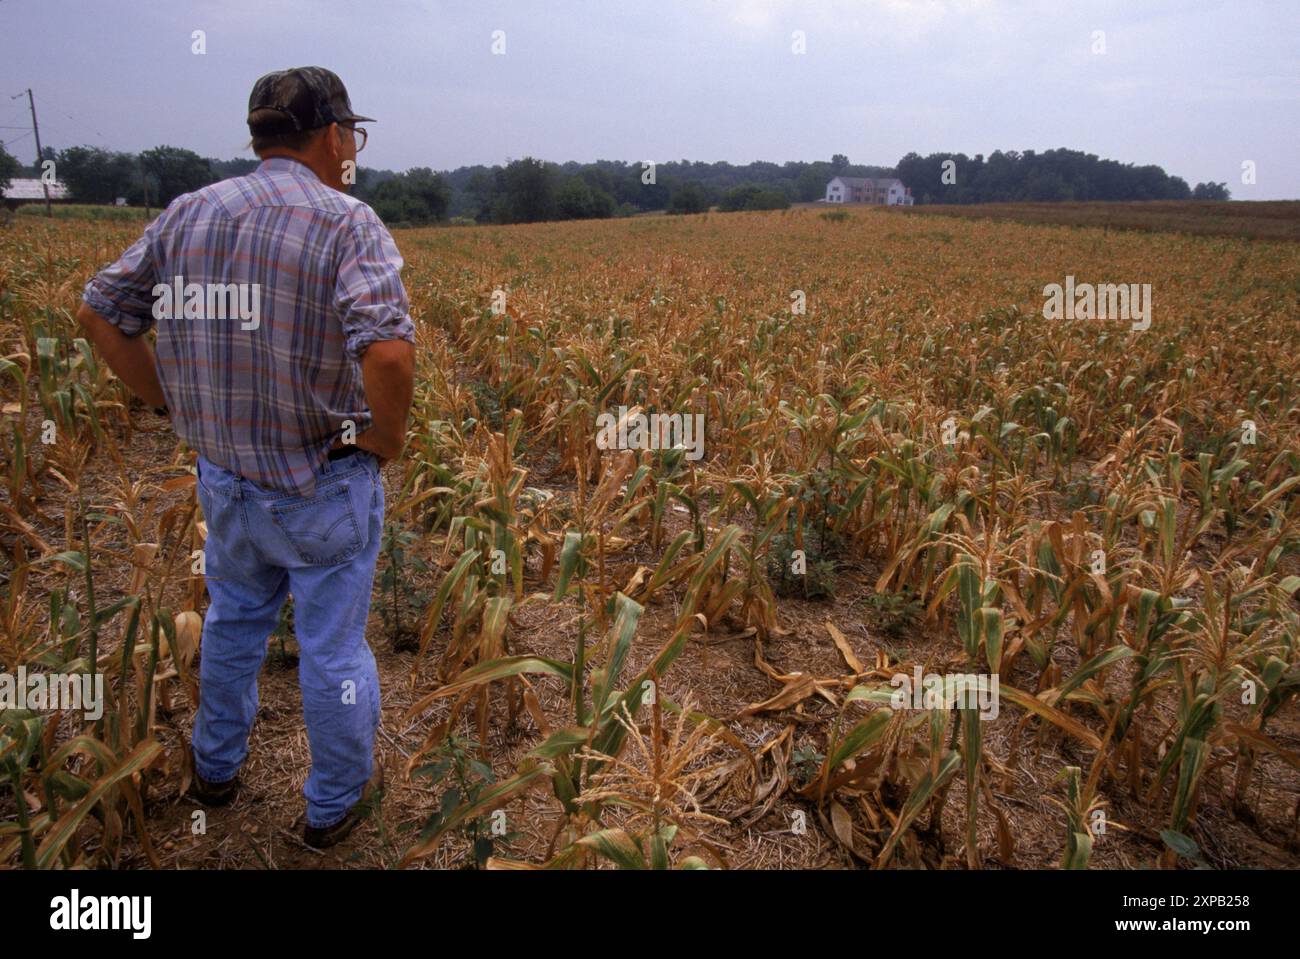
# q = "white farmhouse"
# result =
<box><xmin>825</xmin><ymin>176</ymin><xmax>913</xmax><ymax>206</ymax></box>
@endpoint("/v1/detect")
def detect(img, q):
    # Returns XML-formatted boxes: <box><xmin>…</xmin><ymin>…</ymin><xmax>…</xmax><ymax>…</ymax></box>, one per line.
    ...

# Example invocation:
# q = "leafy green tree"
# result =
<box><xmin>492</xmin><ymin>157</ymin><xmax>557</xmax><ymax>223</ymax></box>
<box><xmin>795</xmin><ymin>162</ymin><xmax>835</xmax><ymax>201</ymax></box>
<box><xmin>208</xmin><ymin>157</ymin><xmax>259</xmax><ymax>180</ymax></box>
<box><xmin>1025</xmin><ymin>169</ymin><xmax>1072</xmax><ymax>201</ymax></box>
<box><xmin>370</xmin><ymin>167</ymin><xmax>452</xmax><ymax>225</ymax></box>
<box><xmin>55</xmin><ymin>146</ymin><xmax>138</xmax><ymax>203</ymax></box>
<box><xmin>555</xmin><ymin>175</ymin><xmax>615</xmax><ymax>219</ymax></box>
<box><xmin>1192</xmin><ymin>181</ymin><xmax>1231</xmax><ymax>200</ymax></box>
<box><xmin>139</xmin><ymin>146</ymin><xmax>215</xmax><ymax>206</ymax></box>
<box><xmin>461</xmin><ymin>170</ymin><xmax>496</xmax><ymax>220</ymax></box>
<box><xmin>667</xmin><ymin>181</ymin><xmax>709</xmax><ymax>214</ymax></box>
<box><xmin>718</xmin><ymin>183</ymin><xmax>790</xmax><ymax>212</ymax></box>
<box><xmin>897</xmin><ymin>148</ymin><xmax>1198</xmax><ymax>204</ymax></box>
<box><xmin>576</xmin><ymin>166</ymin><xmax>616</xmax><ymax>199</ymax></box>
<box><xmin>0</xmin><ymin>142</ymin><xmax>20</xmax><ymax>194</ymax></box>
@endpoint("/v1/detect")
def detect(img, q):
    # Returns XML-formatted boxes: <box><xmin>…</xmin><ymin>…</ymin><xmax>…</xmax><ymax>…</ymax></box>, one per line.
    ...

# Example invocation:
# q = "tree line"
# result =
<box><xmin>0</xmin><ymin>142</ymin><xmax>455</xmax><ymax>223</ymax></box>
<box><xmin>2</xmin><ymin>140</ymin><xmax>1230</xmax><ymax>226</ymax></box>
<box><xmin>895</xmin><ymin>148</ymin><xmax>1230</xmax><ymax>203</ymax></box>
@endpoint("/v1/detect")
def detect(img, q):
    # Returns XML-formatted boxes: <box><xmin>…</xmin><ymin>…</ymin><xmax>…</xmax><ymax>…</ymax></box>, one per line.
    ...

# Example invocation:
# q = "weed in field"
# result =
<box><xmin>375</xmin><ymin>523</ymin><xmax>429</xmax><ymax>653</ymax></box>
<box><xmin>862</xmin><ymin>588</ymin><xmax>924</xmax><ymax>639</ymax></box>
<box><xmin>767</xmin><ymin>525</ymin><xmax>837</xmax><ymax>600</ymax></box>
<box><xmin>411</xmin><ymin>732</ymin><xmax>515</xmax><ymax>868</ymax></box>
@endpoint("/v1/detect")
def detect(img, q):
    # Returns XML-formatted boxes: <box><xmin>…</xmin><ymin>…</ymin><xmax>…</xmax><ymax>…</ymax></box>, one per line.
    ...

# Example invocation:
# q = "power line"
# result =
<box><xmin>5</xmin><ymin>92</ymin><xmax>111</xmax><ymax>151</ymax></box>
<box><xmin>38</xmin><ymin>94</ymin><xmax>110</xmax><ymax>145</ymax></box>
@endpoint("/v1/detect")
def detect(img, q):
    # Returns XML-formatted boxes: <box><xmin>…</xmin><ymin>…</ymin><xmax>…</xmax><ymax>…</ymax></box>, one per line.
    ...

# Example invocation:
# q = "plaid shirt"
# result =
<box><xmin>82</xmin><ymin>156</ymin><xmax>414</xmax><ymax>497</ymax></box>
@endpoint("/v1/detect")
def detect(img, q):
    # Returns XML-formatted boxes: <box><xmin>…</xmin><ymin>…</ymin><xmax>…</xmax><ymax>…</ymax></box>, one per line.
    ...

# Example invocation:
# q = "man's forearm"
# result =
<box><xmin>76</xmin><ymin>303</ymin><xmax>167</xmax><ymax>409</ymax></box>
<box><xmin>356</xmin><ymin>339</ymin><xmax>415</xmax><ymax>460</ymax></box>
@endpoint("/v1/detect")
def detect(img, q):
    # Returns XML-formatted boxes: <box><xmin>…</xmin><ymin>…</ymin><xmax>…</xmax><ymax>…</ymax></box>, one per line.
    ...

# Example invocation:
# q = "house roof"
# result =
<box><xmin>830</xmin><ymin>176</ymin><xmax>905</xmax><ymax>189</ymax></box>
<box><xmin>2</xmin><ymin>178</ymin><xmax>71</xmax><ymax>200</ymax></box>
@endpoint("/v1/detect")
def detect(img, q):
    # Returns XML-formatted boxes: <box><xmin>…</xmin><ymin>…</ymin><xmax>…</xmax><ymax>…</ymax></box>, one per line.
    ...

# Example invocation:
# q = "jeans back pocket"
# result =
<box><xmin>266</xmin><ymin>480</ymin><xmax>365</xmax><ymax>566</ymax></box>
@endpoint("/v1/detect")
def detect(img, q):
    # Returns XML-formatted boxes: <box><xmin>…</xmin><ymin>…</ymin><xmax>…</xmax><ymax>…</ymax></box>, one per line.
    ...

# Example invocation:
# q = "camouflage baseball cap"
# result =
<box><xmin>247</xmin><ymin>66</ymin><xmax>375</xmax><ymax>136</ymax></box>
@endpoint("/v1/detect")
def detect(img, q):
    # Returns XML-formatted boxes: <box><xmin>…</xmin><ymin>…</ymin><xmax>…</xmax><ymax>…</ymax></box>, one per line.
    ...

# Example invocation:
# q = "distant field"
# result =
<box><xmin>11</xmin><ymin>202</ymin><xmax>153</xmax><ymax>221</ymax></box>
<box><xmin>16</xmin><ymin>200</ymin><xmax>1300</xmax><ymax>241</ymax></box>
<box><xmin>896</xmin><ymin>199</ymin><xmax>1300</xmax><ymax>242</ymax></box>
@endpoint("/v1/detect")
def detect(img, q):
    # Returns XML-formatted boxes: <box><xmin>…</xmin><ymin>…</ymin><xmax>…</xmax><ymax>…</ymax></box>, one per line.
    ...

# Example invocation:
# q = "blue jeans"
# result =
<box><xmin>192</xmin><ymin>450</ymin><xmax>384</xmax><ymax>828</ymax></box>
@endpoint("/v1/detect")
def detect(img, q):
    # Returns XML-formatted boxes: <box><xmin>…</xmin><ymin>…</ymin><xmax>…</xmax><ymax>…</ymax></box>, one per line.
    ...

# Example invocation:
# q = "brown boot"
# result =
<box><xmin>302</xmin><ymin>762</ymin><xmax>384</xmax><ymax>849</ymax></box>
<box><xmin>188</xmin><ymin>753</ymin><xmax>240</xmax><ymax>807</ymax></box>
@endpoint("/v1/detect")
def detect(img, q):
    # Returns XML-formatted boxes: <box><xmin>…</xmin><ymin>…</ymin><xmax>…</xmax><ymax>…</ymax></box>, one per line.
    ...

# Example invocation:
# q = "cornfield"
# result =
<box><xmin>1</xmin><ymin>205</ymin><xmax>1298</xmax><ymax>870</ymax></box>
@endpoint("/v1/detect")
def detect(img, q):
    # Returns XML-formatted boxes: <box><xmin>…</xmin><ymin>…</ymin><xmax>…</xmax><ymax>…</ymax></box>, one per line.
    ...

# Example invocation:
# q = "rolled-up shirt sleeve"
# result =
<box><xmin>334</xmin><ymin>209</ymin><xmax>415</xmax><ymax>361</ymax></box>
<box><xmin>81</xmin><ymin>213</ymin><xmax>165</xmax><ymax>337</ymax></box>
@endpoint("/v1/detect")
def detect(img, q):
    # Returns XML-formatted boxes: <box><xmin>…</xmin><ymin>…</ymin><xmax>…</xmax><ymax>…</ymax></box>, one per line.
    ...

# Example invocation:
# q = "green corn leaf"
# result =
<box><xmin>575</xmin><ymin>827</ymin><xmax>646</xmax><ymax>870</ymax></box>
<box><xmin>526</xmin><ymin>726</ymin><xmax>595</xmax><ymax>759</ymax></box>
<box><xmin>1057</xmin><ymin>646</ymin><xmax>1133</xmax><ymax>701</ymax></box>
<box><xmin>1170</xmin><ymin>738</ymin><xmax>1209</xmax><ymax>832</ymax></box>
<box><xmin>826</xmin><ymin>707</ymin><xmax>893</xmax><ymax>771</ymax></box>
<box><xmin>877</xmin><ymin>750</ymin><xmax>961</xmax><ymax>868</ymax></box>
<box><xmin>591</xmin><ymin>593</ymin><xmax>644</xmax><ymax>716</ymax></box>
<box><xmin>553</xmin><ymin>529</ymin><xmax>584</xmax><ymax>601</ymax></box>
<box><xmin>980</xmin><ymin>606</ymin><xmax>1003</xmax><ymax>672</ymax></box>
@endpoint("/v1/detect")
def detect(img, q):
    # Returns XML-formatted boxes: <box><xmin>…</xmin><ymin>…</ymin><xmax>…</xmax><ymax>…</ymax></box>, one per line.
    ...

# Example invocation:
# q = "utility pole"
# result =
<box><xmin>9</xmin><ymin>89</ymin><xmax>52</xmax><ymax>217</ymax></box>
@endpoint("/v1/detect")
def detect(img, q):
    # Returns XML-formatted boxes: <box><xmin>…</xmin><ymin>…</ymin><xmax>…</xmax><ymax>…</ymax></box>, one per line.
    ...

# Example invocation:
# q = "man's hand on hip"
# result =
<box><xmin>355</xmin><ymin>339</ymin><xmax>415</xmax><ymax>467</ymax></box>
<box><xmin>351</xmin><ymin>428</ymin><xmax>402</xmax><ymax>466</ymax></box>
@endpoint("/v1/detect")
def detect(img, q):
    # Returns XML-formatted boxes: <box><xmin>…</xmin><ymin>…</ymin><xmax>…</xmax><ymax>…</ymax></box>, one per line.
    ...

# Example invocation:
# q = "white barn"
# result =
<box><xmin>825</xmin><ymin>176</ymin><xmax>913</xmax><ymax>206</ymax></box>
<box><xmin>2</xmin><ymin>177</ymin><xmax>71</xmax><ymax>208</ymax></box>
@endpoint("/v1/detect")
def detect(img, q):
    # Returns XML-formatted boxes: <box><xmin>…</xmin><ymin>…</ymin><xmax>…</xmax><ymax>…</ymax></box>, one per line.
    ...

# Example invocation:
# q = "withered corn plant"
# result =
<box><xmin>3</xmin><ymin>205</ymin><xmax>1299</xmax><ymax>870</ymax></box>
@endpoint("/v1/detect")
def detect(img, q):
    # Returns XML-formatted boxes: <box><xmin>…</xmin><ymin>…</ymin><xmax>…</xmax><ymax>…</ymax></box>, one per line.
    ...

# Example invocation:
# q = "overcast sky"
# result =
<box><xmin>2</xmin><ymin>0</ymin><xmax>1296</xmax><ymax>198</ymax></box>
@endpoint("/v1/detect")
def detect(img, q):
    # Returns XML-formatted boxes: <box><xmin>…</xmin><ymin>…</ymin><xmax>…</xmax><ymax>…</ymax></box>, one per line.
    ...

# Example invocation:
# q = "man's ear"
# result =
<box><xmin>313</xmin><ymin>124</ymin><xmax>334</xmax><ymax>168</ymax></box>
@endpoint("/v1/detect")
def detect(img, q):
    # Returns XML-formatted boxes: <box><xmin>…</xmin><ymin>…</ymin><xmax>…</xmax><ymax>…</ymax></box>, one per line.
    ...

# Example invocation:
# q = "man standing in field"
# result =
<box><xmin>76</xmin><ymin>67</ymin><xmax>415</xmax><ymax>849</ymax></box>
